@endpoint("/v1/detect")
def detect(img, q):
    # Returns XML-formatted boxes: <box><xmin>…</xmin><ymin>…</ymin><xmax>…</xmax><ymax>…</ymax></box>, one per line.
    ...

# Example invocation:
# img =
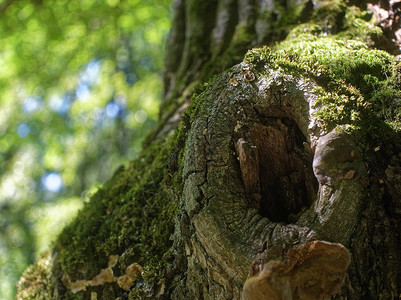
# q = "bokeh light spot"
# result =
<box><xmin>13</xmin><ymin>161</ymin><xmax>24</xmax><ymax>175</ymax></box>
<box><xmin>115</xmin><ymin>96</ymin><xmax>126</xmax><ymax>107</ymax></box>
<box><xmin>134</xmin><ymin>109</ymin><xmax>147</xmax><ymax>123</ymax></box>
<box><xmin>17</xmin><ymin>123</ymin><xmax>30</xmax><ymax>138</ymax></box>
<box><xmin>106</xmin><ymin>0</ymin><xmax>120</xmax><ymax>7</ymax></box>
<box><xmin>76</xmin><ymin>83</ymin><xmax>90</xmax><ymax>101</ymax></box>
<box><xmin>106</xmin><ymin>102</ymin><xmax>119</xmax><ymax>118</ymax></box>
<box><xmin>81</xmin><ymin>60</ymin><xmax>100</xmax><ymax>85</ymax></box>
<box><xmin>41</xmin><ymin>172</ymin><xmax>63</xmax><ymax>193</ymax></box>
<box><xmin>49</xmin><ymin>95</ymin><xmax>70</xmax><ymax>114</ymax></box>
<box><xmin>126</xmin><ymin>73</ymin><xmax>137</xmax><ymax>85</ymax></box>
<box><xmin>23</xmin><ymin>97</ymin><xmax>42</xmax><ymax>113</ymax></box>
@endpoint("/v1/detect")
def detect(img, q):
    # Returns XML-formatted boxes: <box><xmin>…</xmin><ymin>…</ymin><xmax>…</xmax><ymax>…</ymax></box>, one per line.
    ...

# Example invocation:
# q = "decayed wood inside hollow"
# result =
<box><xmin>246</xmin><ymin>119</ymin><xmax>317</xmax><ymax>223</ymax></box>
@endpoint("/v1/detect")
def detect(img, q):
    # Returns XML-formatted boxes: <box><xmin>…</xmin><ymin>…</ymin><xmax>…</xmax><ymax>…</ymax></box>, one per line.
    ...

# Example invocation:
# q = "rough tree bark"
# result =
<box><xmin>17</xmin><ymin>0</ymin><xmax>401</xmax><ymax>299</ymax></box>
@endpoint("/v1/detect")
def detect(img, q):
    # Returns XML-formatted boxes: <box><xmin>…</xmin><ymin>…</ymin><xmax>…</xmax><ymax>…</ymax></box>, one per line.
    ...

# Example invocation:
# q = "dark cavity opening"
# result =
<box><xmin>249</xmin><ymin>118</ymin><xmax>318</xmax><ymax>223</ymax></box>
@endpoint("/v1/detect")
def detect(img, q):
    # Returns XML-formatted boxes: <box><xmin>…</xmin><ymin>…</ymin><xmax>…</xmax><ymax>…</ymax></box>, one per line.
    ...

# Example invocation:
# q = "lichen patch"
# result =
<box><xmin>117</xmin><ymin>263</ymin><xmax>143</xmax><ymax>291</ymax></box>
<box><xmin>62</xmin><ymin>255</ymin><xmax>143</xmax><ymax>293</ymax></box>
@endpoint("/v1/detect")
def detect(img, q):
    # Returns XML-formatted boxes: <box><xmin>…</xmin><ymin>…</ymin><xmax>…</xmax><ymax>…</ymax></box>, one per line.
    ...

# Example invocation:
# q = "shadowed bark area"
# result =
<box><xmin>17</xmin><ymin>1</ymin><xmax>401</xmax><ymax>299</ymax></box>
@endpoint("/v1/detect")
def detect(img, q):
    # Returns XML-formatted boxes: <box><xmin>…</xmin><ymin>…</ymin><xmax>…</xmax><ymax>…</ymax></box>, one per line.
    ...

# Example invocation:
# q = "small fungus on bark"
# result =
<box><xmin>242</xmin><ymin>69</ymin><xmax>256</xmax><ymax>82</ymax></box>
<box><xmin>243</xmin><ymin>240</ymin><xmax>351</xmax><ymax>300</ymax></box>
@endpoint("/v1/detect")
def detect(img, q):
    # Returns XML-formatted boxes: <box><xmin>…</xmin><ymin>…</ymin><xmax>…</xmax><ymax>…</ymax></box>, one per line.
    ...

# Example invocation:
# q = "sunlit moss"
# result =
<box><xmin>244</xmin><ymin>1</ymin><xmax>401</xmax><ymax>165</ymax></box>
<box><xmin>337</xmin><ymin>5</ymin><xmax>383</xmax><ymax>45</ymax></box>
<box><xmin>16</xmin><ymin>252</ymin><xmax>55</xmax><ymax>300</ymax></box>
<box><xmin>244</xmin><ymin>36</ymin><xmax>399</xmax><ymax>134</ymax></box>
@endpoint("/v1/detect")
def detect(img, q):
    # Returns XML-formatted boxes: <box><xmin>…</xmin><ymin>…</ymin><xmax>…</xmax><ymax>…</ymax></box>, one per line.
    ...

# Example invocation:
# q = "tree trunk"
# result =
<box><xmin>17</xmin><ymin>1</ymin><xmax>401</xmax><ymax>299</ymax></box>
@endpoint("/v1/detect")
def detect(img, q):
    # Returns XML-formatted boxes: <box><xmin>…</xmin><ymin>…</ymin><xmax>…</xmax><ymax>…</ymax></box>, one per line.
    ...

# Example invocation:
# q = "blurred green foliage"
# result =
<box><xmin>0</xmin><ymin>0</ymin><xmax>171</xmax><ymax>298</ymax></box>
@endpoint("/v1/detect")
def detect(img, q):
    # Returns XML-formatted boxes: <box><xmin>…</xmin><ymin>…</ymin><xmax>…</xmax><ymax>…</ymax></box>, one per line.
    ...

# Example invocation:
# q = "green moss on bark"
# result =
<box><xmin>16</xmin><ymin>252</ymin><xmax>55</xmax><ymax>300</ymax></box>
<box><xmin>244</xmin><ymin>13</ymin><xmax>401</xmax><ymax>151</ymax></box>
<box><xmin>50</xmin><ymin>132</ymin><xmax>183</xmax><ymax>297</ymax></box>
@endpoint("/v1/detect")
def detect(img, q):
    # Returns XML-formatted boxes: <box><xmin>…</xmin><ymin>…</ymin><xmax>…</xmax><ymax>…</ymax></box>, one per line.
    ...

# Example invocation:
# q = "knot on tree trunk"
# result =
<box><xmin>178</xmin><ymin>63</ymin><xmax>367</xmax><ymax>298</ymax></box>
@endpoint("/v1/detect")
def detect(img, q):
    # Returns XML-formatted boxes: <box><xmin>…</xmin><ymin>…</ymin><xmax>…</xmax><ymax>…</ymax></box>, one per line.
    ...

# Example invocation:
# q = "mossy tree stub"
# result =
<box><xmin>18</xmin><ymin>1</ymin><xmax>401</xmax><ymax>299</ymax></box>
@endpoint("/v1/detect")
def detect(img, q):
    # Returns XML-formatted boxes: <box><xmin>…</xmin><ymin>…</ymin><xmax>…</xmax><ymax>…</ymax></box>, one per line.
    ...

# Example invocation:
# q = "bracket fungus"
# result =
<box><xmin>243</xmin><ymin>241</ymin><xmax>351</xmax><ymax>300</ymax></box>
